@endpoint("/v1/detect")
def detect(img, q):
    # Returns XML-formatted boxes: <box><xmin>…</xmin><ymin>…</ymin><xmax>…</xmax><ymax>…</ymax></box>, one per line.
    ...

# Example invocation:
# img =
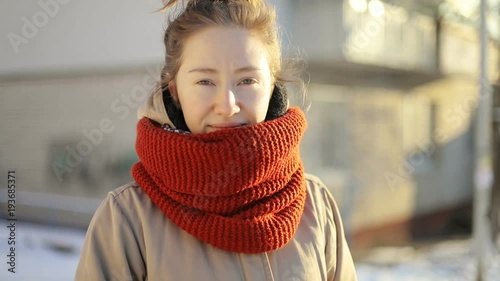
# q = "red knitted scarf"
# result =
<box><xmin>131</xmin><ymin>107</ymin><xmax>307</xmax><ymax>253</ymax></box>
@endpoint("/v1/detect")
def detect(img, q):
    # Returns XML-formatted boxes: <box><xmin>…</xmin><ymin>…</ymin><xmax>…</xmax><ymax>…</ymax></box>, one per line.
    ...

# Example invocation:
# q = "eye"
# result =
<box><xmin>239</xmin><ymin>78</ymin><xmax>257</xmax><ymax>85</ymax></box>
<box><xmin>197</xmin><ymin>80</ymin><xmax>213</xmax><ymax>86</ymax></box>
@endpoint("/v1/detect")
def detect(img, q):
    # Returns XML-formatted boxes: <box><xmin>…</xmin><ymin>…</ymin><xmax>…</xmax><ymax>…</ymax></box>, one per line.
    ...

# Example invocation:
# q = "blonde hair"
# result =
<box><xmin>138</xmin><ymin>0</ymin><xmax>307</xmax><ymax>126</ymax></box>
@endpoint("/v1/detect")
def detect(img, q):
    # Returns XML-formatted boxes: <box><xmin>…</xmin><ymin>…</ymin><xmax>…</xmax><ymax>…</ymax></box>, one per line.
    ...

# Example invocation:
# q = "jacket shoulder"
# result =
<box><xmin>304</xmin><ymin>174</ymin><xmax>358</xmax><ymax>280</ymax></box>
<box><xmin>103</xmin><ymin>181</ymin><xmax>155</xmax><ymax>224</ymax></box>
<box><xmin>303</xmin><ymin>173</ymin><xmax>338</xmax><ymax>223</ymax></box>
<box><xmin>304</xmin><ymin>173</ymin><xmax>333</xmax><ymax>201</ymax></box>
<box><xmin>75</xmin><ymin>181</ymin><xmax>148</xmax><ymax>280</ymax></box>
<box><xmin>109</xmin><ymin>181</ymin><xmax>141</xmax><ymax>197</ymax></box>
<box><xmin>305</xmin><ymin>173</ymin><xmax>327</xmax><ymax>188</ymax></box>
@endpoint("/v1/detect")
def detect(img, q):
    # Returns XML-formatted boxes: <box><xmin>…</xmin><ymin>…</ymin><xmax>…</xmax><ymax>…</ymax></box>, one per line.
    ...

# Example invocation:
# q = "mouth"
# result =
<box><xmin>208</xmin><ymin>123</ymin><xmax>246</xmax><ymax>131</ymax></box>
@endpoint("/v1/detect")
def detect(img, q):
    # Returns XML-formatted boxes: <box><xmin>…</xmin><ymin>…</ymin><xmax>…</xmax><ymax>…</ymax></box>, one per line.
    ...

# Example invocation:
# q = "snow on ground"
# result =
<box><xmin>0</xmin><ymin>220</ymin><xmax>85</xmax><ymax>281</ymax></box>
<box><xmin>1</xmin><ymin>220</ymin><xmax>500</xmax><ymax>281</ymax></box>
<box><xmin>356</xmin><ymin>239</ymin><xmax>500</xmax><ymax>281</ymax></box>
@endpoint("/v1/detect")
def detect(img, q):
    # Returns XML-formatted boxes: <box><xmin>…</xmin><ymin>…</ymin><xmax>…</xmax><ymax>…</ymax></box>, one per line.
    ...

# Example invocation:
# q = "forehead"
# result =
<box><xmin>180</xmin><ymin>26</ymin><xmax>269</xmax><ymax>69</ymax></box>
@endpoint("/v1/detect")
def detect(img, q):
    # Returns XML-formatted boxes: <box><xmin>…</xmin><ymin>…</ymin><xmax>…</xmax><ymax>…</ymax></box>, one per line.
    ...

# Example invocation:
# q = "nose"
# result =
<box><xmin>213</xmin><ymin>86</ymin><xmax>240</xmax><ymax>117</ymax></box>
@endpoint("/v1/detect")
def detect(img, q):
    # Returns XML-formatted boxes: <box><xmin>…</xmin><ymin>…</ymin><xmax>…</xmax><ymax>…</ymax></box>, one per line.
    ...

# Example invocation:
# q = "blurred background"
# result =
<box><xmin>1</xmin><ymin>0</ymin><xmax>500</xmax><ymax>280</ymax></box>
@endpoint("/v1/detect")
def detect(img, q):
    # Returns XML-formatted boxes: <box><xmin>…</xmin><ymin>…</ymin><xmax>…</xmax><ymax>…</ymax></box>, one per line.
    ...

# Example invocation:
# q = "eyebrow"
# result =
<box><xmin>188</xmin><ymin>66</ymin><xmax>262</xmax><ymax>74</ymax></box>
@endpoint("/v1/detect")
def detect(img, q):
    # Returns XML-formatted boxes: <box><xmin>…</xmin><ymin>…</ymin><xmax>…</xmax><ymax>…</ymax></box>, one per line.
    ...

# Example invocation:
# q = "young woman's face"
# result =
<box><xmin>170</xmin><ymin>26</ymin><xmax>274</xmax><ymax>133</ymax></box>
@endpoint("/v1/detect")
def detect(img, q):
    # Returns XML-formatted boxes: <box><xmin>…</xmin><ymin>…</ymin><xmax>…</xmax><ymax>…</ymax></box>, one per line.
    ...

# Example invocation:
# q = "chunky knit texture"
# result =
<box><xmin>131</xmin><ymin>107</ymin><xmax>307</xmax><ymax>253</ymax></box>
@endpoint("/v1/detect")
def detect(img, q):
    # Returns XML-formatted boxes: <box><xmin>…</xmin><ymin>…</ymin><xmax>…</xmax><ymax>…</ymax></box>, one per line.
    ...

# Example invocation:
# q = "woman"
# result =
<box><xmin>75</xmin><ymin>0</ymin><xmax>357</xmax><ymax>280</ymax></box>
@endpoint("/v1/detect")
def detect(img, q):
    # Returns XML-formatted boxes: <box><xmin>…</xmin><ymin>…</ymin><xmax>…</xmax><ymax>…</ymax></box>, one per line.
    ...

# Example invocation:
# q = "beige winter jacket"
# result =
<box><xmin>75</xmin><ymin>174</ymin><xmax>357</xmax><ymax>281</ymax></box>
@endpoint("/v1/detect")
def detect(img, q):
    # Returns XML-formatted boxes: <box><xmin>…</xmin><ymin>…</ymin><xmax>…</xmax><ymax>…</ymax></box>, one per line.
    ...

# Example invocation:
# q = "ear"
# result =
<box><xmin>168</xmin><ymin>82</ymin><xmax>178</xmax><ymax>102</ymax></box>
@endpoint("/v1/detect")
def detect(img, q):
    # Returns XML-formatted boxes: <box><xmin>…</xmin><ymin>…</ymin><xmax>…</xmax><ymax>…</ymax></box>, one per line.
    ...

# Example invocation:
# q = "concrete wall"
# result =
<box><xmin>0</xmin><ymin>0</ymin><xmax>294</xmax><ymax>75</ymax></box>
<box><xmin>0</xmin><ymin>0</ymin><xmax>165</xmax><ymax>75</ymax></box>
<box><xmin>0</xmin><ymin>67</ymin><xmax>158</xmax><ymax>199</ymax></box>
<box><xmin>301</xmin><ymin>77</ymin><xmax>476</xmax><ymax>232</ymax></box>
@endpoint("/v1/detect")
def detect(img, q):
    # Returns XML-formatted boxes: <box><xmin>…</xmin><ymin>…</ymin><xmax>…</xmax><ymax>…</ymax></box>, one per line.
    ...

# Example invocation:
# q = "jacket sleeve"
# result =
<box><xmin>323</xmin><ymin>184</ymin><xmax>358</xmax><ymax>281</ymax></box>
<box><xmin>74</xmin><ymin>193</ymin><xmax>146</xmax><ymax>281</ymax></box>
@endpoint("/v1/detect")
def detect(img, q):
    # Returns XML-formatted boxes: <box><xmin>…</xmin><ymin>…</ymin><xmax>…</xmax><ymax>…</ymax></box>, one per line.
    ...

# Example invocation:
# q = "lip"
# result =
<box><xmin>209</xmin><ymin>123</ymin><xmax>246</xmax><ymax>130</ymax></box>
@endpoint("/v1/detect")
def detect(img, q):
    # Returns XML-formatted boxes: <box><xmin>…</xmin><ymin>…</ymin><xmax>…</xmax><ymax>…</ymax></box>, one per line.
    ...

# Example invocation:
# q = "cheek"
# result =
<box><xmin>181</xmin><ymin>96</ymin><xmax>209</xmax><ymax>119</ymax></box>
<box><xmin>176</xmin><ymin>88</ymin><xmax>211</xmax><ymax>127</ymax></box>
<box><xmin>182</xmin><ymin>102</ymin><xmax>207</xmax><ymax>133</ymax></box>
<box><xmin>243</xmin><ymin>88</ymin><xmax>272</xmax><ymax>123</ymax></box>
<box><xmin>256</xmin><ymin>95</ymin><xmax>271</xmax><ymax>114</ymax></box>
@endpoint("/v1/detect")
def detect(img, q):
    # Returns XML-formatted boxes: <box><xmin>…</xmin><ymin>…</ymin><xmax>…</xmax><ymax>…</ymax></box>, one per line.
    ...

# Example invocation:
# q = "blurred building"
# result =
<box><xmin>292</xmin><ymin>0</ymin><xmax>500</xmax><ymax>249</ymax></box>
<box><xmin>0</xmin><ymin>0</ymin><xmax>499</xmax><ymax>251</ymax></box>
<box><xmin>0</xmin><ymin>0</ymin><xmax>166</xmax><ymax>227</ymax></box>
